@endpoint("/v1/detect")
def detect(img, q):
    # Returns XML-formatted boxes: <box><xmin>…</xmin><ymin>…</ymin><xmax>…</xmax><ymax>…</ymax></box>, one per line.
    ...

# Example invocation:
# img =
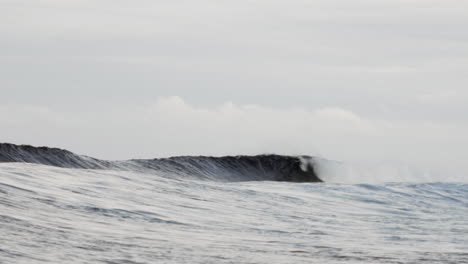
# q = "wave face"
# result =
<box><xmin>0</xmin><ymin>143</ymin><xmax>321</xmax><ymax>182</ymax></box>
<box><xmin>1</xmin><ymin>143</ymin><xmax>467</xmax><ymax>264</ymax></box>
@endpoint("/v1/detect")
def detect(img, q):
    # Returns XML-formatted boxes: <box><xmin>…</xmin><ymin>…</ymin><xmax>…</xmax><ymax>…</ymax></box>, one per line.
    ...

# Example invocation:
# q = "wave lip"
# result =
<box><xmin>0</xmin><ymin>143</ymin><xmax>322</xmax><ymax>183</ymax></box>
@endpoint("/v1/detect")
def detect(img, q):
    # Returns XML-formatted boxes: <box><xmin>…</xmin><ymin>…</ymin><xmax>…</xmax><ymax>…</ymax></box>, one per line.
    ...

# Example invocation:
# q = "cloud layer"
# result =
<box><xmin>1</xmin><ymin>1</ymin><xmax>467</xmax><ymax>177</ymax></box>
<box><xmin>1</xmin><ymin>0</ymin><xmax>468</xmax><ymax>124</ymax></box>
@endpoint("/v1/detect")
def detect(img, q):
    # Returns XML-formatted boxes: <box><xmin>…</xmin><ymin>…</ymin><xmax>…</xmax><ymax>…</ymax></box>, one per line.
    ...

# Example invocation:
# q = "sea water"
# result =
<box><xmin>1</xmin><ymin>162</ymin><xmax>467</xmax><ymax>264</ymax></box>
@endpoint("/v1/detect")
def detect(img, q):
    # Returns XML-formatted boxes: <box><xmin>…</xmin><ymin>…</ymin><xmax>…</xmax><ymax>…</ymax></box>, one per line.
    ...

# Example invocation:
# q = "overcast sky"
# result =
<box><xmin>1</xmin><ymin>0</ymin><xmax>467</xmax><ymax>174</ymax></box>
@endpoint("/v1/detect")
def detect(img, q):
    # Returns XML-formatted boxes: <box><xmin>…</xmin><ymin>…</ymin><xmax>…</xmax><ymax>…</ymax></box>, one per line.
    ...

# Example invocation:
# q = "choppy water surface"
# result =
<box><xmin>1</xmin><ymin>162</ymin><xmax>467</xmax><ymax>264</ymax></box>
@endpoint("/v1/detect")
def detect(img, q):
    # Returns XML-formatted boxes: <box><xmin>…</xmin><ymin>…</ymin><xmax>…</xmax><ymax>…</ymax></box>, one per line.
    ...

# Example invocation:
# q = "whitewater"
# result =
<box><xmin>0</xmin><ymin>144</ymin><xmax>467</xmax><ymax>264</ymax></box>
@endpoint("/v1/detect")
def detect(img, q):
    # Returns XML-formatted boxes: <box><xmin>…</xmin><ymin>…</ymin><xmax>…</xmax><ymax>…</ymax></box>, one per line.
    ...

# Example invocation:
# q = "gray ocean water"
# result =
<box><xmin>1</xmin><ymin>161</ymin><xmax>467</xmax><ymax>264</ymax></box>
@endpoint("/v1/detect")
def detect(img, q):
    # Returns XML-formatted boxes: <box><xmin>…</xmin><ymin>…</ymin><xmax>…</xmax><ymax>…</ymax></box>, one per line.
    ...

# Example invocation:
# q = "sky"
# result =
<box><xmin>1</xmin><ymin>0</ymin><xmax>467</xmax><ymax>175</ymax></box>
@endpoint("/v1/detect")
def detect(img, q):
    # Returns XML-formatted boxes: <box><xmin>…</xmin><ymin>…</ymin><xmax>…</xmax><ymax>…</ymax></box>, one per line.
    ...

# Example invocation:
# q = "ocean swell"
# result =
<box><xmin>0</xmin><ymin>143</ymin><xmax>322</xmax><ymax>183</ymax></box>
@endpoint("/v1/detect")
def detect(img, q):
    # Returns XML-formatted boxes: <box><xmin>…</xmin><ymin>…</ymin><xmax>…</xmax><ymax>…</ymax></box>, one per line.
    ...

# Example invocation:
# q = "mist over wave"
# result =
<box><xmin>1</xmin><ymin>143</ymin><xmax>467</xmax><ymax>263</ymax></box>
<box><xmin>313</xmin><ymin>158</ymin><xmax>465</xmax><ymax>184</ymax></box>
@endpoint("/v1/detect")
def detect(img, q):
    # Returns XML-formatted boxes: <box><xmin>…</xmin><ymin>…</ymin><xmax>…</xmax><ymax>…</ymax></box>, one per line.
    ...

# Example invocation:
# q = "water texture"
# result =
<box><xmin>0</xmin><ymin>144</ymin><xmax>467</xmax><ymax>263</ymax></box>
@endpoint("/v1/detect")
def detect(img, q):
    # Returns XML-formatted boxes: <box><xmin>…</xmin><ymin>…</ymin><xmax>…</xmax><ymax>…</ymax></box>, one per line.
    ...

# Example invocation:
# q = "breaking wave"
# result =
<box><xmin>1</xmin><ymin>142</ymin><xmax>467</xmax><ymax>263</ymax></box>
<box><xmin>0</xmin><ymin>143</ymin><xmax>321</xmax><ymax>183</ymax></box>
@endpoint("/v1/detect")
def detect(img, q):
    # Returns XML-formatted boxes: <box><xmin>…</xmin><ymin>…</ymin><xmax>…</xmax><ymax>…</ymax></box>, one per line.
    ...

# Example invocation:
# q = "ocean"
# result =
<box><xmin>0</xmin><ymin>143</ymin><xmax>467</xmax><ymax>263</ymax></box>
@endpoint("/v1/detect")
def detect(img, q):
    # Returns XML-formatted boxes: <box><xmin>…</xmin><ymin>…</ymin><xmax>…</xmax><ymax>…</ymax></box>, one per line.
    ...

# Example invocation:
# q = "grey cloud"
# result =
<box><xmin>1</xmin><ymin>0</ymin><xmax>467</xmax><ymax>169</ymax></box>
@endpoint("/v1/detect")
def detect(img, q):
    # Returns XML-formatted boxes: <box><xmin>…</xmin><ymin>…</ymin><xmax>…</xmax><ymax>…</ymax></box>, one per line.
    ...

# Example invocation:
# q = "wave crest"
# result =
<box><xmin>0</xmin><ymin>143</ymin><xmax>322</xmax><ymax>183</ymax></box>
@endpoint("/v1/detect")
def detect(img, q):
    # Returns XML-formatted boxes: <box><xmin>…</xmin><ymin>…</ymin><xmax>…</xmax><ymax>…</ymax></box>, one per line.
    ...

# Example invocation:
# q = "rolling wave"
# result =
<box><xmin>0</xmin><ymin>143</ymin><xmax>322</xmax><ymax>182</ymax></box>
<box><xmin>1</xmin><ymin>143</ymin><xmax>467</xmax><ymax>263</ymax></box>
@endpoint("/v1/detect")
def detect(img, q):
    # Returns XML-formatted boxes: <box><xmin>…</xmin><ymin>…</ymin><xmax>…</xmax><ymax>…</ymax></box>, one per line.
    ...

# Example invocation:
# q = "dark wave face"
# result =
<box><xmin>0</xmin><ymin>143</ymin><xmax>322</xmax><ymax>182</ymax></box>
